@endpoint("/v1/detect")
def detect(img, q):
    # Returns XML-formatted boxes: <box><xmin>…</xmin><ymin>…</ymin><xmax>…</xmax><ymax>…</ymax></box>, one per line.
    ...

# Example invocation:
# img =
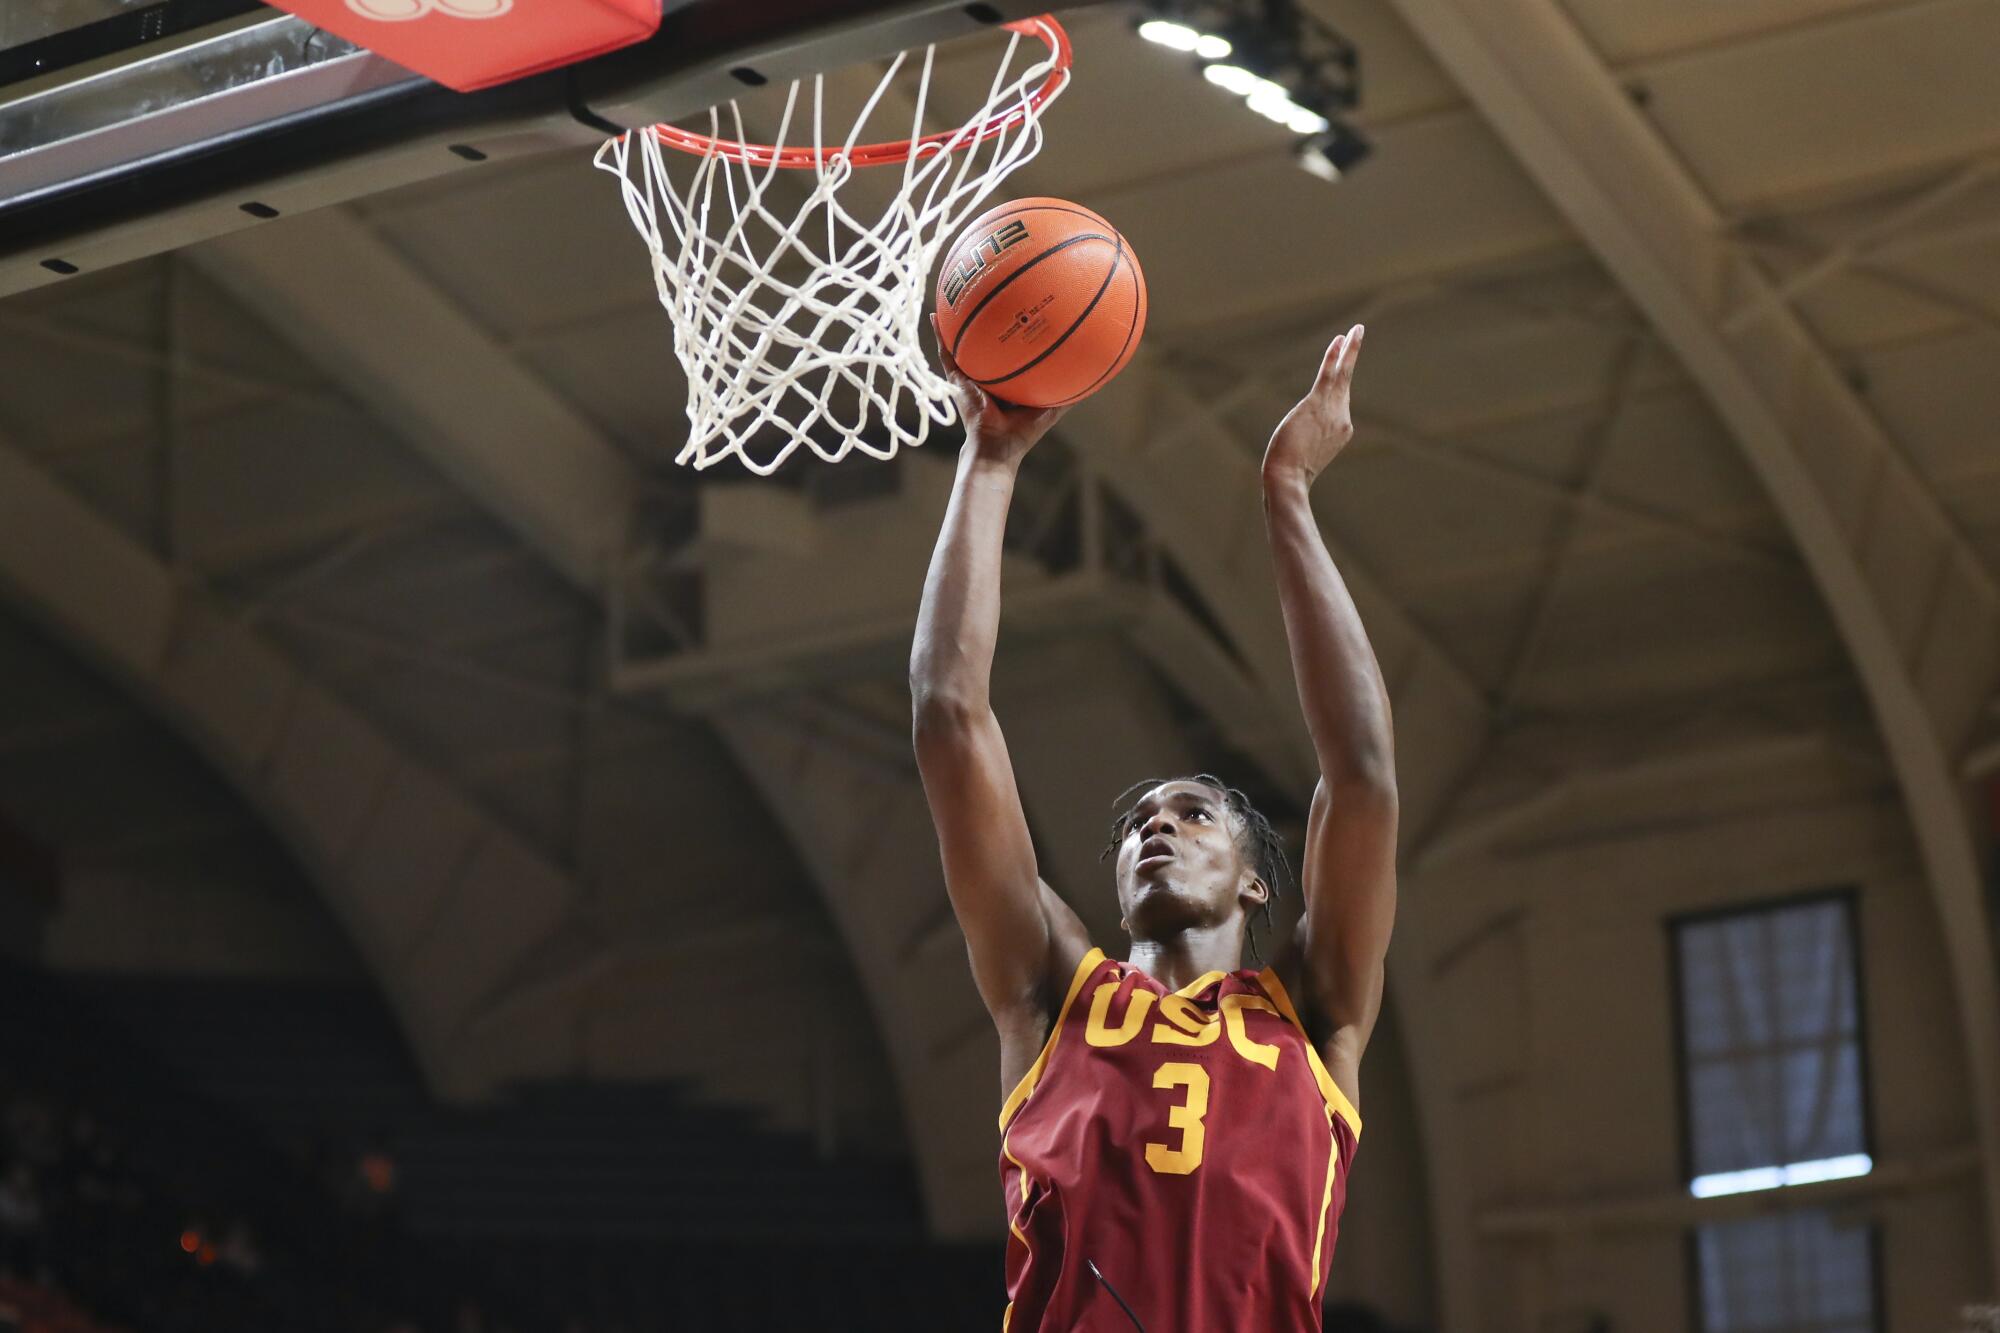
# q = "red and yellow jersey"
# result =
<box><xmin>997</xmin><ymin>947</ymin><xmax>1361</xmax><ymax>1333</ymax></box>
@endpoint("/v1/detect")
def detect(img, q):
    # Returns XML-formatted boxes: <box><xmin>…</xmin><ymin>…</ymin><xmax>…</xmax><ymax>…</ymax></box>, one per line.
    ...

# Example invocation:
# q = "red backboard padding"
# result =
<box><xmin>266</xmin><ymin>0</ymin><xmax>661</xmax><ymax>93</ymax></box>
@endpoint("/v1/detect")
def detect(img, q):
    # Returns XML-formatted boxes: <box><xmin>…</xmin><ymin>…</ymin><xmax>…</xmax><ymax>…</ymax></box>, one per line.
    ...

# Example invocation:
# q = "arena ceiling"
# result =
<box><xmin>1</xmin><ymin>0</ymin><xmax>1997</xmax><ymax>1298</ymax></box>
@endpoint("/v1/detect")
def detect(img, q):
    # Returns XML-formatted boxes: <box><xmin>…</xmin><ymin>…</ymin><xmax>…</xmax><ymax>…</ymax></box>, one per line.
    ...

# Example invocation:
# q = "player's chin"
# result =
<box><xmin>1123</xmin><ymin>875</ymin><xmax>1199</xmax><ymax>922</ymax></box>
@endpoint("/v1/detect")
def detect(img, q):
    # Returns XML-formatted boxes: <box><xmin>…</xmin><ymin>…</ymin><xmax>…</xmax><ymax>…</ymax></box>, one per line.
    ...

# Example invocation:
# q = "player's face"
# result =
<box><xmin>1115</xmin><ymin>781</ymin><xmax>1258</xmax><ymax>936</ymax></box>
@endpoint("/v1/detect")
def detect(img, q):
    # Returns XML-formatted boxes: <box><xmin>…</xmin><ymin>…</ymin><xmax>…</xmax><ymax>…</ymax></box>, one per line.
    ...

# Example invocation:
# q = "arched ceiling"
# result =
<box><xmin>1376</xmin><ymin>0</ymin><xmax>2000</xmax><ymax>1291</ymax></box>
<box><xmin>0</xmin><ymin>600</ymin><xmax>353</xmax><ymax>977</ymax></box>
<box><xmin>1</xmin><ymin>0</ymin><xmax>1996</xmax><ymax>1296</ymax></box>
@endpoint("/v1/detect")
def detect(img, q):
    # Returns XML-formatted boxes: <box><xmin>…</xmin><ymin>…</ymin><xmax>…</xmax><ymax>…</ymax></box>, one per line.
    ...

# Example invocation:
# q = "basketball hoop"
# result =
<box><xmin>594</xmin><ymin>16</ymin><xmax>1072</xmax><ymax>475</ymax></box>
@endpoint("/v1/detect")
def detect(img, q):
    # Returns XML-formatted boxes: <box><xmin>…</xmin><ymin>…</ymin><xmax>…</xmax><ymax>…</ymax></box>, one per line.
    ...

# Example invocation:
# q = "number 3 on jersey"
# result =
<box><xmin>1145</xmin><ymin>1061</ymin><xmax>1210</xmax><ymax>1175</ymax></box>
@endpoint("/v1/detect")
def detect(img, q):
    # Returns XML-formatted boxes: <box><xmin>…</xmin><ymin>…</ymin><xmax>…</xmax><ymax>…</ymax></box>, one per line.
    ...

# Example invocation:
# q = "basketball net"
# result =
<box><xmin>594</xmin><ymin>18</ymin><xmax>1071</xmax><ymax>475</ymax></box>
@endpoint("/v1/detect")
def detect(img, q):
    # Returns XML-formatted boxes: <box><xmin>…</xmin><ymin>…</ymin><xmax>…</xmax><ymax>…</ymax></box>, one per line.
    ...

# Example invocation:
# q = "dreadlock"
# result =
<box><xmin>1101</xmin><ymin>774</ymin><xmax>1291</xmax><ymax>965</ymax></box>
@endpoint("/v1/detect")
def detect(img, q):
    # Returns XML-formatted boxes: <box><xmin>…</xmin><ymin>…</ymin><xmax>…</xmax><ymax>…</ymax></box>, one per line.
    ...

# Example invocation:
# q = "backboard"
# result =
<box><xmin>0</xmin><ymin>0</ymin><xmax>1082</xmax><ymax>298</ymax></box>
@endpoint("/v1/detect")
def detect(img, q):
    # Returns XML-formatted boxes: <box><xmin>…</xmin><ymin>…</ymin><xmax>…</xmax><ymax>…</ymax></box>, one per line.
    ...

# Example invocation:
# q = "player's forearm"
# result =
<box><xmin>910</xmin><ymin>445</ymin><xmax>1019</xmax><ymax>719</ymax></box>
<box><xmin>1260</xmin><ymin>469</ymin><xmax>1395</xmax><ymax>789</ymax></box>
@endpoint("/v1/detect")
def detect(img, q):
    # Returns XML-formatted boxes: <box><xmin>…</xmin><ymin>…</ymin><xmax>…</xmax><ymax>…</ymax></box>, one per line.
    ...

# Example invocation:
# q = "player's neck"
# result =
<box><xmin>1124</xmin><ymin>924</ymin><xmax>1245</xmax><ymax>992</ymax></box>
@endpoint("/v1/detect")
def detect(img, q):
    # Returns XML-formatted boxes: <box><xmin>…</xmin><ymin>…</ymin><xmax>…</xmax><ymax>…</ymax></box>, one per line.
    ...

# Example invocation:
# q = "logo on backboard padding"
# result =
<box><xmin>345</xmin><ymin>0</ymin><xmax>513</xmax><ymax>20</ymax></box>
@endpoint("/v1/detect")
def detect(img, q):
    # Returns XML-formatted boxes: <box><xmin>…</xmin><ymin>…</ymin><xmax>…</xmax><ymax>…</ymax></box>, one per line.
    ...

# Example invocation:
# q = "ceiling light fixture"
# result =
<box><xmin>1296</xmin><ymin>123</ymin><xmax>1371</xmax><ymax>182</ymax></box>
<box><xmin>1135</xmin><ymin>0</ymin><xmax>1369</xmax><ymax>183</ymax></box>
<box><xmin>1142</xmin><ymin>19</ymin><xmax>1237</xmax><ymax>61</ymax></box>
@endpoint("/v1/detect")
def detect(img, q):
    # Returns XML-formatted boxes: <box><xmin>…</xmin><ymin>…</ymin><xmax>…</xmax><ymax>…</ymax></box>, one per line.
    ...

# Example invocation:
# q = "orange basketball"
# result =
<box><xmin>934</xmin><ymin>197</ymin><xmax>1148</xmax><ymax>410</ymax></box>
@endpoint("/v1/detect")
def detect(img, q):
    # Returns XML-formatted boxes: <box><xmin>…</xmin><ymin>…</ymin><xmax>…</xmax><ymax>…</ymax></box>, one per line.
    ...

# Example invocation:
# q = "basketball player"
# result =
<box><xmin>911</xmin><ymin>319</ymin><xmax>1395</xmax><ymax>1333</ymax></box>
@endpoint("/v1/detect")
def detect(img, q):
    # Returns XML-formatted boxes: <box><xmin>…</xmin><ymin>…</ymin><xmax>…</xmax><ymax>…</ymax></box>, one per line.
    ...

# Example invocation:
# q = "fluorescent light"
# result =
<box><xmin>1689</xmin><ymin>1166</ymin><xmax>1784</xmax><ymax>1198</ymax></box>
<box><xmin>1174</xmin><ymin>29</ymin><xmax>1363</xmax><ymax>154</ymax></box>
<box><xmin>1688</xmin><ymin>1153</ymin><xmax>1873</xmax><ymax>1199</ymax></box>
<box><xmin>1778</xmin><ymin>1153</ymin><xmax>1875</xmax><ymax>1187</ymax></box>
<box><xmin>1248</xmin><ymin>85</ymin><xmax>1326</xmax><ymax>132</ymax></box>
<box><xmin>1137</xmin><ymin>19</ymin><xmax>1231</xmax><ymax>59</ymax></box>
<box><xmin>1138</xmin><ymin>19</ymin><xmax>1200</xmax><ymax>51</ymax></box>
<box><xmin>1202</xmin><ymin>63</ymin><xmax>1260</xmax><ymax>95</ymax></box>
<box><xmin>1248</xmin><ymin>97</ymin><xmax>1294</xmax><ymax>124</ymax></box>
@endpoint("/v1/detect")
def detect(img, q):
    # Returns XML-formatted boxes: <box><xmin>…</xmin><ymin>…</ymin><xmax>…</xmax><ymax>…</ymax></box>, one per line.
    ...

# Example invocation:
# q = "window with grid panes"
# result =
<box><xmin>1671</xmin><ymin>894</ymin><xmax>1880</xmax><ymax>1333</ymax></box>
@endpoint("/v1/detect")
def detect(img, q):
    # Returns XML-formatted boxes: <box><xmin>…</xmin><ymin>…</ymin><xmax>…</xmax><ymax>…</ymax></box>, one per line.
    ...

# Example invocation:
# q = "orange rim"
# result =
<box><xmin>640</xmin><ymin>15</ymin><xmax>1070</xmax><ymax>170</ymax></box>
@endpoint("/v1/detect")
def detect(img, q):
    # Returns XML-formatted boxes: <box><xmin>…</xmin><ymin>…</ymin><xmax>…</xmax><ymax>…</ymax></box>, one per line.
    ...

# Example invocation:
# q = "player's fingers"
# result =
<box><xmin>1312</xmin><ymin>333</ymin><xmax>1348</xmax><ymax>392</ymax></box>
<box><xmin>1332</xmin><ymin>324</ymin><xmax>1365</xmax><ymax>387</ymax></box>
<box><xmin>932</xmin><ymin>322</ymin><xmax>991</xmax><ymax>424</ymax></box>
<box><xmin>930</xmin><ymin>314</ymin><xmax>966</xmax><ymax>382</ymax></box>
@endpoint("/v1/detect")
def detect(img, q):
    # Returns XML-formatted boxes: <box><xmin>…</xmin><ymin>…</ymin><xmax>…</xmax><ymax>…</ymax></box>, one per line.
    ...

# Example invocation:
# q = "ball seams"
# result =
<box><xmin>980</xmin><ymin>230</ymin><xmax>1128</xmax><ymax>389</ymax></box>
<box><xmin>947</xmin><ymin>232</ymin><xmax>1117</xmax><ymax>363</ymax></box>
<box><xmin>1039</xmin><ymin>260</ymin><xmax>1145</xmax><ymax>408</ymax></box>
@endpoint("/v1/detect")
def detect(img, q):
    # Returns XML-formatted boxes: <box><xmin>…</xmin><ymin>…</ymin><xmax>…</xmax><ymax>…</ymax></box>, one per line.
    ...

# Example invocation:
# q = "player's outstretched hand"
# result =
<box><xmin>932</xmin><ymin>313</ymin><xmax>1069</xmax><ymax>466</ymax></box>
<box><xmin>1263</xmin><ymin>323</ymin><xmax>1364</xmax><ymax>488</ymax></box>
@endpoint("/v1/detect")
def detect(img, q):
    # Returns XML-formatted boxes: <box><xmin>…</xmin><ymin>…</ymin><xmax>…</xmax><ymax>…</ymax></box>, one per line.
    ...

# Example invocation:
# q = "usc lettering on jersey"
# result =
<box><xmin>997</xmin><ymin>947</ymin><xmax>1361</xmax><ymax>1333</ymax></box>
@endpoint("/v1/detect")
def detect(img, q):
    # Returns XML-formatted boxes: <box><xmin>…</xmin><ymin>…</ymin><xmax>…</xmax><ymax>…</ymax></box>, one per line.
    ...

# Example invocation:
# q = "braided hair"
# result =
<box><xmin>1101</xmin><ymin>774</ymin><xmax>1291</xmax><ymax>965</ymax></box>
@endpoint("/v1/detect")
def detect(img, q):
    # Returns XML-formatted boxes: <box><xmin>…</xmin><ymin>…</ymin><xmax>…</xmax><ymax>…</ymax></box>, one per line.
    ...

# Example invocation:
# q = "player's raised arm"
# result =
<box><xmin>910</xmin><ymin>318</ymin><xmax>1085</xmax><ymax>1032</ymax></box>
<box><xmin>1259</xmin><ymin>325</ymin><xmax>1400</xmax><ymax>1101</ymax></box>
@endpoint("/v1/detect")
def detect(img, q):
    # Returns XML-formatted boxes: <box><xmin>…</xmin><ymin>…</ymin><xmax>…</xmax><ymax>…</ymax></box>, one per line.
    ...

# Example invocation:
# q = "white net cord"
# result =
<box><xmin>594</xmin><ymin>23</ymin><xmax>1069</xmax><ymax>475</ymax></box>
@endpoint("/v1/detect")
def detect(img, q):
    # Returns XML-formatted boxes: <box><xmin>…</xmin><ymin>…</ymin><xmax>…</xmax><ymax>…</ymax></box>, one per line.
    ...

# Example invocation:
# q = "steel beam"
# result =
<box><xmin>188</xmin><ymin>212</ymin><xmax>635</xmax><ymax>590</ymax></box>
<box><xmin>1386</xmin><ymin>0</ymin><xmax>2000</xmax><ymax>1285</ymax></box>
<box><xmin>0</xmin><ymin>437</ymin><xmax>582</xmax><ymax>1101</ymax></box>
